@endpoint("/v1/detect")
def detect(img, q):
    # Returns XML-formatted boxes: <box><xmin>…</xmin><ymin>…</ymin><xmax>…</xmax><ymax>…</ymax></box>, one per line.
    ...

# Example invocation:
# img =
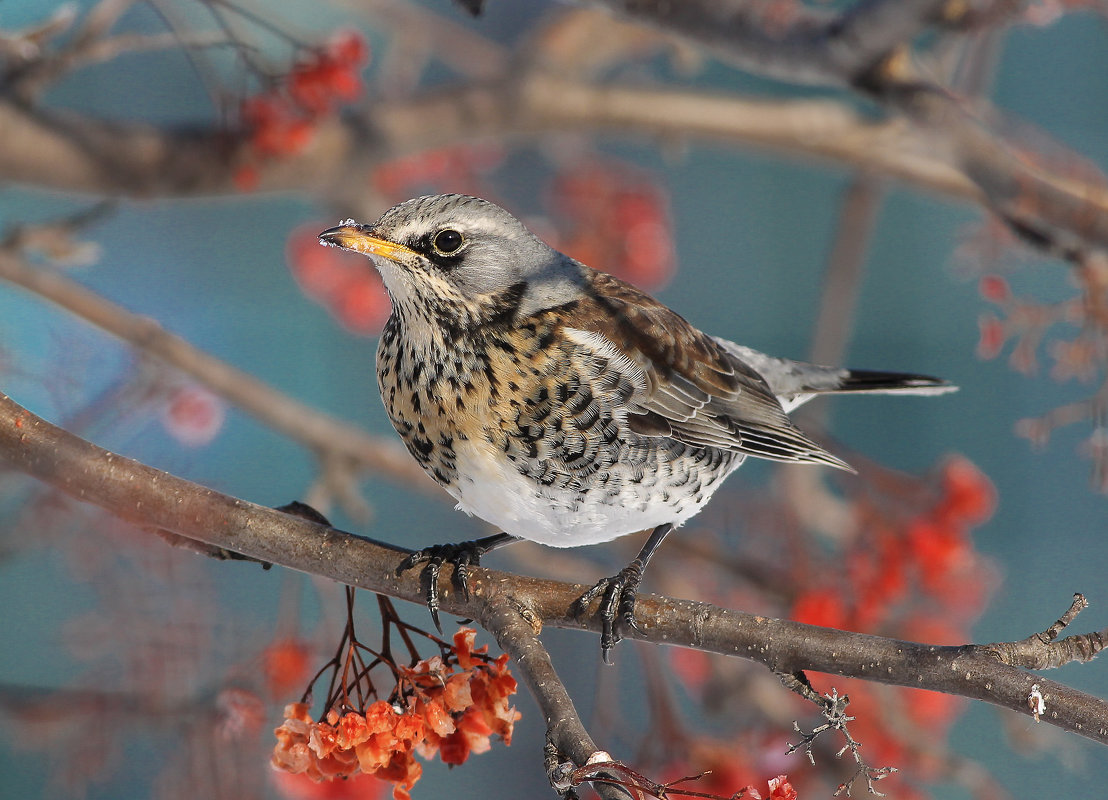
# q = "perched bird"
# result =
<box><xmin>319</xmin><ymin>194</ymin><xmax>954</xmax><ymax>660</ymax></box>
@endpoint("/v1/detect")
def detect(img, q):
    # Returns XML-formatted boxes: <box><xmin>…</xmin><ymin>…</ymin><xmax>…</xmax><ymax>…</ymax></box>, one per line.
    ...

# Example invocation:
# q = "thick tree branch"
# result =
<box><xmin>2</xmin><ymin>389</ymin><xmax>1106</xmax><ymax>750</ymax></box>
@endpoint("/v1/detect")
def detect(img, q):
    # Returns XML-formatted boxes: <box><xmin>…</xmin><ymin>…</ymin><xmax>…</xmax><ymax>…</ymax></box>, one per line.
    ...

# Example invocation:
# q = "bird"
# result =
<box><xmin>318</xmin><ymin>193</ymin><xmax>955</xmax><ymax>661</ymax></box>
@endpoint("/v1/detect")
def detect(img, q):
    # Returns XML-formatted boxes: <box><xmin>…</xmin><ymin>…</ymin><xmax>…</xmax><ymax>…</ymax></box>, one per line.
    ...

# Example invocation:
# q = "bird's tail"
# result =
<box><xmin>774</xmin><ymin>366</ymin><xmax>956</xmax><ymax>413</ymax></box>
<box><xmin>827</xmin><ymin>369</ymin><xmax>956</xmax><ymax>397</ymax></box>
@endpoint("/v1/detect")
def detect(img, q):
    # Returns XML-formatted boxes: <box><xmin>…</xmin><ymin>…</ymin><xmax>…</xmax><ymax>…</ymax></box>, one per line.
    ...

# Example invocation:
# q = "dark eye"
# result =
<box><xmin>432</xmin><ymin>229</ymin><xmax>464</xmax><ymax>255</ymax></box>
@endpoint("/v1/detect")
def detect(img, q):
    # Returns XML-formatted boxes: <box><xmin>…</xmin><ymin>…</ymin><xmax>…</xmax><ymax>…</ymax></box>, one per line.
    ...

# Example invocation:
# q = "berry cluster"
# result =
<box><xmin>791</xmin><ymin>455</ymin><xmax>995</xmax><ymax>635</ymax></box>
<box><xmin>548</xmin><ymin>162</ymin><xmax>676</xmax><ymax>290</ymax></box>
<box><xmin>372</xmin><ymin>145</ymin><xmax>504</xmax><ymax>202</ymax></box>
<box><xmin>235</xmin><ymin>31</ymin><xmax>368</xmax><ymax>190</ymax></box>
<box><xmin>660</xmin><ymin>452</ymin><xmax>996</xmax><ymax>799</ymax></box>
<box><xmin>271</xmin><ymin>625</ymin><xmax>519</xmax><ymax>800</ymax></box>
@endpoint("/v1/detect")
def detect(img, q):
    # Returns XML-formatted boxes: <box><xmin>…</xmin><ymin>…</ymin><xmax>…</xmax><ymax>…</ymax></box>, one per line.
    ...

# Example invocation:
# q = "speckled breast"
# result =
<box><xmin>376</xmin><ymin>309</ymin><xmax>744</xmax><ymax>546</ymax></box>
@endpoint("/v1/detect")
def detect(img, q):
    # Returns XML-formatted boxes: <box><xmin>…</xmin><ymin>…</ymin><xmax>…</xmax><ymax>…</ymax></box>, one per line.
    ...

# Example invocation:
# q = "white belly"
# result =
<box><xmin>447</xmin><ymin>440</ymin><xmax>741</xmax><ymax>547</ymax></box>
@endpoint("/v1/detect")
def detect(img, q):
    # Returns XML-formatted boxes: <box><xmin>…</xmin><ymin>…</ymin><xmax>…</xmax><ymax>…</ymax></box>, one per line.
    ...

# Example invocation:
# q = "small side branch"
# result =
<box><xmin>981</xmin><ymin>593</ymin><xmax>1108</xmax><ymax>670</ymax></box>
<box><xmin>480</xmin><ymin>596</ymin><xmax>627</xmax><ymax>800</ymax></box>
<box><xmin>779</xmin><ymin>676</ymin><xmax>897</xmax><ymax>797</ymax></box>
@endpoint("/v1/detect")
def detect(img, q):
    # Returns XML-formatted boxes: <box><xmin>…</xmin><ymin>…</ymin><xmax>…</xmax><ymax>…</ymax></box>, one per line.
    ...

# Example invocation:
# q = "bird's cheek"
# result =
<box><xmin>372</xmin><ymin>260</ymin><xmax>418</xmax><ymax>303</ymax></box>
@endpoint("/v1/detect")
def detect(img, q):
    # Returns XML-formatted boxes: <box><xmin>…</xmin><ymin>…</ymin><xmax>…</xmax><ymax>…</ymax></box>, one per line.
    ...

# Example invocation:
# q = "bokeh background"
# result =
<box><xmin>1</xmin><ymin>1</ymin><xmax>1107</xmax><ymax>798</ymax></box>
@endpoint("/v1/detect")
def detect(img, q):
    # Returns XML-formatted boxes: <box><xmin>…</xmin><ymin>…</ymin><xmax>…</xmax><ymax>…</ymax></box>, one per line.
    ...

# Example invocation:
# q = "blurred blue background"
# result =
<box><xmin>1</xmin><ymin>1</ymin><xmax>1106</xmax><ymax>798</ymax></box>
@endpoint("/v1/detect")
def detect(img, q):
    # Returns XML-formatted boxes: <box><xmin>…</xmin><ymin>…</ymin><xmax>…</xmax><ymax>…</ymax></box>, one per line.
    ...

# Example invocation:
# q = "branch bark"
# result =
<box><xmin>2</xmin><ymin>389</ymin><xmax>1106</xmax><ymax>751</ymax></box>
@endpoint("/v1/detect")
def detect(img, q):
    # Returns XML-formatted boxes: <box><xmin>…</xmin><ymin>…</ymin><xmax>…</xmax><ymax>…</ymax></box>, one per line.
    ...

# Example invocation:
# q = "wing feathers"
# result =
<box><xmin>562</xmin><ymin>272</ymin><xmax>850</xmax><ymax>470</ymax></box>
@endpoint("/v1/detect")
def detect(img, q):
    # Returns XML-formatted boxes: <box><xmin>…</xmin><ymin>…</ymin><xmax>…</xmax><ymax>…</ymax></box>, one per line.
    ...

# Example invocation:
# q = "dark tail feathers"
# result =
<box><xmin>834</xmin><ymin>369</ymin><xmax>956</xmax><ymax>396</ymax></box>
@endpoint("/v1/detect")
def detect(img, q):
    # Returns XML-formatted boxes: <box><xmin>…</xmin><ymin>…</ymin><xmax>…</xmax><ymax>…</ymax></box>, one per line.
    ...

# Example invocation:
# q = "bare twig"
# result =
<box><xmin>780</xmin><ymin>681</ymin><xmax>897</xmax><ymax>797</ymax></box>
<box><xmin>982</xmin><ymin>593</ymin><xmax>1108</xmax><ymax>670</ymax></box>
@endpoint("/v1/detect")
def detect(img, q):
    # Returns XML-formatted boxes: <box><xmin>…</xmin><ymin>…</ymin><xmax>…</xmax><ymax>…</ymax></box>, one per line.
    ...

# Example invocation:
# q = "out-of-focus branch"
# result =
<box><xmin>337</xmin><ymin>0</ymin><xmax>509</xmax><ymax>80</ymax></box>
<box><xmin>0</xmin><ymin>80</ymin><xmax>977</xmax><ymax>200</ymax></box>
<box><xmin>585</xmin><ymin>0</ymin><xmax>1108</xmax><ymax>258</ymax></box>
<box><xmin>808</xmin><ymin>175</ymin><xmax>885</xmax><ymax>370</ymax></box>
<box><xmin>6</xmin><ymin>2</ymin><xmax>1103</xmax><ymax>258</ymax></box>
<box><xmin>586</xmin><ymin>0</ymin><xmax>952</xmax><ymax>87</ymax></box>
<box><xmin>872</xmin><ymin>74</ymin><xmax>1108</xmax><ymax>256</ymax></box>
<box><xmin>782</xmin><ymin>174</ymin><xmax>885</xmax><ymax>535</ymax></box>
<box><xmin>0</xmin><ymin>247</ymin><xmax>434</xmax><ymax>492</ymax></box>
<box><xmin>2</xmin><ymin>389</ymin><xmax>1107</xmax><ymax>751</ymax></box>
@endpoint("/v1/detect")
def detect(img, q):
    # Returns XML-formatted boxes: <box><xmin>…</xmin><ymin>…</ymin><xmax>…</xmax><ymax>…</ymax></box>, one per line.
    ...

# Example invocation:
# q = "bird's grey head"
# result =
<box><xmin>319</xmin><ymin>194</ymin><xmax>584</xmax><ymax>323</ymax></box>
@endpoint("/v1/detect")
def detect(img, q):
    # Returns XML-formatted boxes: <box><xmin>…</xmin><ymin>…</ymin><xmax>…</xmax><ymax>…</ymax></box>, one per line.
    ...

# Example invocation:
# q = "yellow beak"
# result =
<box><xmin>318</xmin><ymin>225</ymin><xmax>420</xmax><ymax>263</ymax></box>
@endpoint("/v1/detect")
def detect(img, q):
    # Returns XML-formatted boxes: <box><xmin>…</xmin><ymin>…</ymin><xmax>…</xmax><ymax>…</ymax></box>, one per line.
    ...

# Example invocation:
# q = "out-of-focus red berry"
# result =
<box><xmin>332</xmin><ymin>272</ymin><xmax>392</xmax><ymax>336</ymax></box>
<box><xmin>287</xmin><ymin>226</ymin><xmax>353</xmax><ymax>298</ymax></box>
<box><xmin>286</xmin><ymin>225</ymin><xmax>392</xmax><ymax>336</ymax></box>
<box><xmin>976</xmin><ymin>313</ymin><xmax>1006</xmax><ymax>359</ymax></box>
<box><xmin>978</xmin><ymin>274</ymin><xmax>1011</xmax><ymax>303</ymax></box>
<box><xmin>790</xmin><ymin>587</ymin><xmax>850</xmax><ymax>630</ymax></box>
<box><xmin>235</xmin><ymin>31</ymin><xmax>368</xmax><ymax>189</ymax></box>
<box><xmin>937</xmin><ymin>456</ymin><xmax>996</xmax><ymax>525</ymax></box>
<box><xmin>906</xmin><ymin>517</ymin><xmax>968</xmax><ymax>592</ymax></box>
<box><xmin>549</xmin><ymin>162</ymin><xmax>676</xmax><ymax>290</ymax></box>
<box><xmin>232</xmin><ymin>163</ymin><xmax>261</xmax><ymax>192</ymax></box>
<box><xmin>371</xmin><ymin>145</ymin><xmax>504</xmax><ymax>200</ymax></box>
<box><xmin>162</xmin><ymin>384</ymin><xmax>225</xmax><ymax>447</ymax></box>
<box><xmin>263</xmin><ymin>637</ymin><xmax>315</xmax><ymax>698</ymax></box>
<box><xmin>668</xmin><ymin>647</ymin><xmax>712</xmax><ymax>693</ymax></box>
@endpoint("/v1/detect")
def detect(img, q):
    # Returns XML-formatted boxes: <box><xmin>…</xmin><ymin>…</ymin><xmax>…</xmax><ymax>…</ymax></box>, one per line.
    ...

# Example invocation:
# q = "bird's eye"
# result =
<box><xmin>432</xmin><ymin>229</ymin><xmax>465</xmax><ymax>255</ymax></box>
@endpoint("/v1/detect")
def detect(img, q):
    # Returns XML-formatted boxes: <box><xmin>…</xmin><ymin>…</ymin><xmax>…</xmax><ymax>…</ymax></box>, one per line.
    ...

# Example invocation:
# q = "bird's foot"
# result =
<box><xmin>572</xmin><ymin>559</ymin><xmax>647</xmax><ymax>665</ymax></box>
<box><xmin>396</xmin><ymin>533</ymin><xmax>516</xmax><ymax>633</ymax></box>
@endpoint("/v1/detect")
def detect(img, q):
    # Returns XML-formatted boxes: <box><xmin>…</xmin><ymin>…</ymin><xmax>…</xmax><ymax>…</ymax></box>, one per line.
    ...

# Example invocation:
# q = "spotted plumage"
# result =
<box><xmin>319</xmin><ymin>193</ymin><xmax>955</xmax><ymax>658</ymax></box>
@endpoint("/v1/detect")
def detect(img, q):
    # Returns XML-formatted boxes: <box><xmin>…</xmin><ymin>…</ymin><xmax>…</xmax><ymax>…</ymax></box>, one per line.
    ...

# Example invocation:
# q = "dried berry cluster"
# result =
<box><xmin>272</xmin><ymin>628</ymin><xmax>520</xmax><ymax>800</ymax></box>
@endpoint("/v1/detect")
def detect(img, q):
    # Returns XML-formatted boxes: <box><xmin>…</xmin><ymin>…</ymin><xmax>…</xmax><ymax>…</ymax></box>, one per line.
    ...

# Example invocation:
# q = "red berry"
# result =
<box><xmin>791</xmin><ymin>587</ymin><xmax>851</xmax><ymax>630</ymax></box>
<box><xmin>978</xmin><ymin>274</ymin><xmax>1011</xmax><ymax>303</ymax></box>
<box><xmin>975</xmin><ymin>313</ymin><xmax>1006</xmax><ymax>359</ymax></box>
<box><xmin>332</xmin><ymin>272</ymin><xmax>391</xmax><ymax>336</ymax></box>
<box><xmin>938</xmin><ymin>456</ymin><xmax>996</xmax><ymax>525</ymax></box>
<box><xmin>162</xmin><ymin>385</ymin><xmax>225</xmax><ymax>447</ymax></box>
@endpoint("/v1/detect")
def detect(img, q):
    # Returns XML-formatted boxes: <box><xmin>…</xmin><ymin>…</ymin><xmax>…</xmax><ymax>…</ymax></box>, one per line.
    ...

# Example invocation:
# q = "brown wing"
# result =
<box><xmin>562</xmin><ymin>271</ymin><xmax>849</xmax><ymax>469</ymax></box>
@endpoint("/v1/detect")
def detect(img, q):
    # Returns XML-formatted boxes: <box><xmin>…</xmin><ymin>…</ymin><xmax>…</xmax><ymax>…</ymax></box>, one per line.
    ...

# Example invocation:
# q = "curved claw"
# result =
<box><xmin>574</xmin><ymin>523</ymin><xmax>672</xmax><ymax>663</ymax></box>
<box><xmin>395</xmin><ymin>533</ymin><xmax>518</xmax><ymax>633</ymax></box>
<box><xmin>573</xmin><ymin>560</ymin><xmax>646</xmax><ymax>665</ymax></box>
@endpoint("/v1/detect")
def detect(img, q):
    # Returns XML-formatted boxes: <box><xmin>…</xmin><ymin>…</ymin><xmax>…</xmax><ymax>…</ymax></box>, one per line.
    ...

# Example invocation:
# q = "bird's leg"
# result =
<box><xmin>573</xmin><ymin>523</ymin><xmax>674</xmax><ymax>664</ymax></box>
<box><xmin>396</xmin><ymin>532</ymin><xmax>519</xmax><ymax>632</ymax></box>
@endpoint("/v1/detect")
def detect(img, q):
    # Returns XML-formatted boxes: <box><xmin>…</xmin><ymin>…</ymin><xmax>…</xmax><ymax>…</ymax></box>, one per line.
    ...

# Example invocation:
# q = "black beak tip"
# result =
<box><xmin>318</xmin><ymin>221</ymin><xmax>362</xmax><ymax>248</ymax></box>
